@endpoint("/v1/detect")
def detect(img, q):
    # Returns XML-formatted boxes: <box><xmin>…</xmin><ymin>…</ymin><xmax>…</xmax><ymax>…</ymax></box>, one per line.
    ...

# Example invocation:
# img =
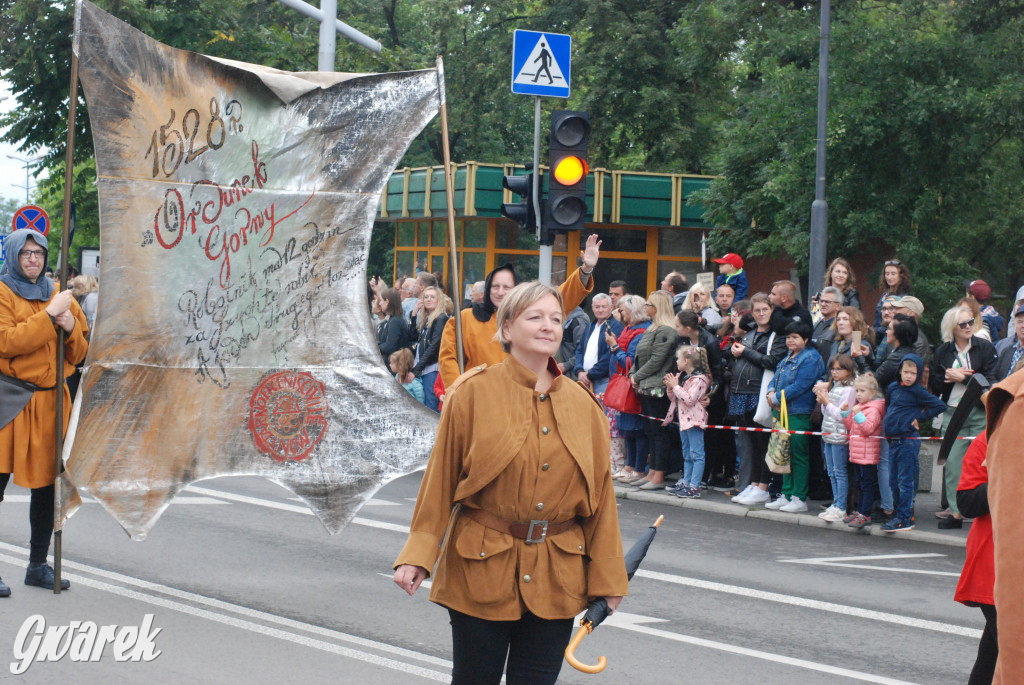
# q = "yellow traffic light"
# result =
<box><xmin>552</xmin><ymin>155</ymin><xmax>589</xmax><ymax>186</ymax></box>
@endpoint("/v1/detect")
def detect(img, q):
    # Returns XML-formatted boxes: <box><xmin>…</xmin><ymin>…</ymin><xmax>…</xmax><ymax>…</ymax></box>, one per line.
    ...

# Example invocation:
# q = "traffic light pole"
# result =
<box><xmin>533</xmin><ymin>97</ymin><xmax>553</xmax><ymax>284</ymax></box>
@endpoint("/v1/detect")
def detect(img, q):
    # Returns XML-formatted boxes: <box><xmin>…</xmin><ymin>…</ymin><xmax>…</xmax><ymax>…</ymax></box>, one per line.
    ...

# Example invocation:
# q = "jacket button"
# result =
<box><xmin>578</xmin><ymin>545</ymin><xmax>583</xmax><ymax>551</ymax></box>
<box><xmin>539</xmin><ymin>393</ymin><xmax>548</xmax><ymax>401</ymax></box>
<box><xmin>479</xmin><ymin>552</ymin><xmax>486</xmax><ymax>557</ymax></box>
<box><xmin>523</xmin><ymin>574</ymin><xmax>532</xmax><ymax>583</ymax></box>
<box><xmin>536</xmin><ymin>503</ymin><xmax>544</xmax><ymax>511</ymax></box>
<box><xmin>541</xmin><ymin>463</ymin><xmax>549</xmax><ymax>471</ymax></box>
<box><xmin>542</xmin><ymin>427</ymin><xmax>549</xmax><ymax>435</ymax></box>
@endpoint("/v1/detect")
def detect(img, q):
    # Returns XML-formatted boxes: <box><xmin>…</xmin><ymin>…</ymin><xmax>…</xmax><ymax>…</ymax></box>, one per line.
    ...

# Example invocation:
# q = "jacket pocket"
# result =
<box><xmin>451</xmin><ymin>518</ymin><xmax>516</xmax><ymax>606</ymax></box>
<box><xmin>549</xmin><ymin>525</ymin><xmax>588</xmax><ymax>600</ymax></box>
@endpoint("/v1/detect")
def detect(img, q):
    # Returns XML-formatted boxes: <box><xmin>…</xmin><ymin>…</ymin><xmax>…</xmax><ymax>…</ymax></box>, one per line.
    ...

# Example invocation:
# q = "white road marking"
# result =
<box><xmin>184</xmin><ymin>485</ymin><xmax>411</xmax><ymax>533</ymax></box>
<box><xmin>286</xmin><ymin>497</ymin><xmax>399</xmax><ymax>507</ymax></box>
<box><xmin>2</xmin><ymin>494</ymin><xmax>226</xmax><ymax>505</ymax></box>
<box><xmin>634</xmin><ymin>569</ymin><xmax>980</xmax><ymax>638</ymax></box>
<box><xmin>606</xmin><ymin>612</ymin><xmax>923</xmax><ymax>685</ymax></box>
<box><xmin>779</xmin><ymin>552</ymin><xmax>959</xmax><ymax>577</ymax></box>
<box><xmin>0</xmin><ymin>544</ymin><xmax>450</xmax><ymax>681</ymax></box>
<box><xmin>781</xmin><ymin>553</ymin><xmax>947</xmax><ymax>562</ymax></box>
<box><xmin>180</xmin><ymin>485</ymin><xmax>980</xmax><ymax>639</ymax></box>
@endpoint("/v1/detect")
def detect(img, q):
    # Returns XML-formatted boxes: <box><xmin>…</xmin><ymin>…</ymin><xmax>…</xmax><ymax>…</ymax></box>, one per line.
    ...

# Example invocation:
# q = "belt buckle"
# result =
<box><xmin>525</xmin><ymin>520</ymin><xmax>548</xmax><ymax>544</ymax></box>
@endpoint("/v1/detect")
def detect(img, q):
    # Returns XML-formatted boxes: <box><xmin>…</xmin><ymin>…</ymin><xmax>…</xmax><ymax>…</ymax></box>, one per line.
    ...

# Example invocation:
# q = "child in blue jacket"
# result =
<box><xmin>881</xmin><ymin>353</ymin><xmax>946</xmax><ymax>532</ymax></box>
<box><xmin>714</xmin><ymin>253</ymin><xmax>749</xmax><ymax>301</ymax></box>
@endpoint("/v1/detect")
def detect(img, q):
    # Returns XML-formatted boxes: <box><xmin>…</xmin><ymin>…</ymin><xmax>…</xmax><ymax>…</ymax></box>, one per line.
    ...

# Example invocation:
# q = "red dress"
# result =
<box><xmin>954</xmin><ymin>434</ymin><xmax>993</xmax><ymax>607</ymax></box>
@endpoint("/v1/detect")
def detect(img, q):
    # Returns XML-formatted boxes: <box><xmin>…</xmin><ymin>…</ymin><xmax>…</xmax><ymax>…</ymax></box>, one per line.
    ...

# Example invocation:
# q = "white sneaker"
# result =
<box><xmin>780</xmin><ymin>497</ymin><xmax>808</xmax><ymax>513</ymax></box>
<box><xmin>765</xmin><ymin>494</ymin><xmax>789</xmax><ymax>510</ymax></box>
<box><xmin>739</xmin><ymin>487</ymin><xmax>771</xmax><ymax>505</ymax></box>
<box><xmin>818</xmin><ymin>505</ymin><xmax>842</xmax><ymax>521</ymax></box>
<box><xmin>731</xmin><ymin>485</ymin><xmax>755</xmax><ymax>503</ymax></box>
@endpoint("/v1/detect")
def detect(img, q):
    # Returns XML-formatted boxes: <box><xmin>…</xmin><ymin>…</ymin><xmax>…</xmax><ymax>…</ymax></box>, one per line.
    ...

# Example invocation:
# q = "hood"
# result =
<box><xmin>0</xmin><ymin>229</ymin><xmax>54</xmax><ymax>302</ymax></box>
<box><xmin>471</xmin><ymin>262</ymin><xmax>519</xmax><ymax>323</ymax></box>
<box><xmin>902</xmin><ymin>352</ymin><xmax>925</xmax><ymax>379</ymax></box>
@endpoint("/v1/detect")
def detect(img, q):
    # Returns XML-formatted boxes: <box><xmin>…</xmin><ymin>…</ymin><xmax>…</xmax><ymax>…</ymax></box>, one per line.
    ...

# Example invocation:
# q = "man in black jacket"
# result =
<box><xmin>769</xmin><ymin>280</ymin><xmax>812</xmax><ymax>334</ymax></box>
<box><xmin>811</xmin><ymin>286</ymin><xmax>843</xmax><ymax>361</ymax></box>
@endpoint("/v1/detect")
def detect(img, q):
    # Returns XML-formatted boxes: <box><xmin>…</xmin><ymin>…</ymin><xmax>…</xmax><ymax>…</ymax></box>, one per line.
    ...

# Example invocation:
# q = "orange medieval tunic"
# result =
<box><xmin>437</xmin><ymin>267</ymin><xmax>593</xmax><ymax>389</ymax></box>
<box><xmin>0</xmin><ymin>284</ymin><xmax>89</xmax><ymax>488</ymax></box>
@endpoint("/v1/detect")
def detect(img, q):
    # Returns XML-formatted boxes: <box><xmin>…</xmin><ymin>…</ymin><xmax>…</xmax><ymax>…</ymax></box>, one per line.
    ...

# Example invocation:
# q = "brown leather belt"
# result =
<box><xmin>460</xmin><ymin>507</ymin><xmax>579</xmax><ymax>544</ymax></box>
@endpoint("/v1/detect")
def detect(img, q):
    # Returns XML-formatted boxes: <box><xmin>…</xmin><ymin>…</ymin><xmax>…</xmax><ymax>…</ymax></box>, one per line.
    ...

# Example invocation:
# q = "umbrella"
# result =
<box><xmin>564</xmin><ymin>514</ymin><xmax>664</xmax><ymax>674</ymax></box>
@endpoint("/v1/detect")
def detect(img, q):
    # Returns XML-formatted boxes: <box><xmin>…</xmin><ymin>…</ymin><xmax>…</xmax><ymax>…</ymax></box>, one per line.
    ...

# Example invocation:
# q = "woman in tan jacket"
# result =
<box><xmin>394</xmin><ymin>281</ymin><xmax>628</xmax><ymax>685</ymax></box>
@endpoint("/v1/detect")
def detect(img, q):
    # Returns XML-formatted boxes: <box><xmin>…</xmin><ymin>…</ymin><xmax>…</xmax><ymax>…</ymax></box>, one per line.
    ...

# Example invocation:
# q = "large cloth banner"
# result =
<box><xmin>64</xmin><ymin>0</ymin><xmax>441</xmax><ymax>539</ymax></box>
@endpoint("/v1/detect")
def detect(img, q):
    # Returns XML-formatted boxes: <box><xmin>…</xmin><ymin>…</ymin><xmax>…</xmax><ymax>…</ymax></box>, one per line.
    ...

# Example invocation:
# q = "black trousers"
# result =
<box><xmin>640</xmin><ymin>394</ymin><xmax>673</xmax><ymax>472</ymax></box>
<box><xmin>968</xmin><ymin>604</ymin><xmax>998</xmax><ymax>685</ymax></box>
<box><xmin>448</xmin><ymin>609</ymin><xmax>573</xmax><ymax>685</ymax></box>
<box><xmin>0</xmin><ymin>473</ymin><xmax>54</xmax><ymax>564</ymax></box>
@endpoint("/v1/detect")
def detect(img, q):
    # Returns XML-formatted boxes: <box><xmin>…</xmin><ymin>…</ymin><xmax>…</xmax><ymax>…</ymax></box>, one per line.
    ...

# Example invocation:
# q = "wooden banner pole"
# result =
<box><xmin>52</xmin><ymin>44</ymin><xmax>81</xmax><ymax>595</ymax></box>
<box><xmin>436</xmin><ymin>56</ymin><xmax>464</xmax><ymax>375</ymax></box>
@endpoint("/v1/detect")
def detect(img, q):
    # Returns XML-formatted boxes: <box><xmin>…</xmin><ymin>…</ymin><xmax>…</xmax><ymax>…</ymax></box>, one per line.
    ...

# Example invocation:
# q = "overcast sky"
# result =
<box><xmin>0</xmin><ymin>79</ymin><xmax>49</xmax><ymax>205</ymax></box>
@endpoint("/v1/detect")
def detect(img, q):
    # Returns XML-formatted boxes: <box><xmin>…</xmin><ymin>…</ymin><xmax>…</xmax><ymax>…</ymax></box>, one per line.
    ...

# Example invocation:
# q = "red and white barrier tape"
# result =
<box><xmin>601</xmin><ymin>398</ymin><xmax>973</xmax><ymax>441</ymax></box>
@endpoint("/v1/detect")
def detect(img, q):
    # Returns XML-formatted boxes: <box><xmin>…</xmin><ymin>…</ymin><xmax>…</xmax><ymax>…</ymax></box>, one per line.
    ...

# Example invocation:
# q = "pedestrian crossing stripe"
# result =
<box><xmin>513</xmin><ymin>34</ymin><xmax>567</xmax><ymax>87</ymax></box>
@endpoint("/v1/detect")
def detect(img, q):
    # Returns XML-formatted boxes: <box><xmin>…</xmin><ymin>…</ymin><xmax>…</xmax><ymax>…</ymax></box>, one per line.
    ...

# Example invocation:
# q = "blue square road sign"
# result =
<box><xmin>511</xmin><ymin>30</ymin><xmax>571</xmax><ymax>98</ymax></box>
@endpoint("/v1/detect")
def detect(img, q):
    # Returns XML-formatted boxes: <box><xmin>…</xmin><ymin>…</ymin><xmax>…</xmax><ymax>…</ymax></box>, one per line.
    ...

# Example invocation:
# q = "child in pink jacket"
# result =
<box><xmin>841</xmin><ymin>374</ymin><xmax>886</xmax><ymax>529</ymax></box>
<box><xmin>663</xmin><ymin>346</ymin><xmax>710</xmax><ymax>499</ymax></box>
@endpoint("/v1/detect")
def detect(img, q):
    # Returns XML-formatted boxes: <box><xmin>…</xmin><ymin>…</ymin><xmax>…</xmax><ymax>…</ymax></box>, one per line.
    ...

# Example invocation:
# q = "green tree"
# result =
<box><xmin>697</xmin><ymin>0</ymin><xmax>1024</xmax><ymax>324</ymax></box>
<box><xmin>0</xmin><ymin>197</ymin><xmax>20</xmax><ymax>232</ymax></box>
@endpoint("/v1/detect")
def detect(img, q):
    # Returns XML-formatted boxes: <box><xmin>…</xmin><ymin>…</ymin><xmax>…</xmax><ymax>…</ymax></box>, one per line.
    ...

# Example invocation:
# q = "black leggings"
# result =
<box><xmin>968</xmin><ymin>604</ymin><xmax>998</xmax><ymax>685</ymax></box>
<box><xmin>448</xmin><ymin>609</ymin><xmax>573</xmax><ymax>685</ymax></box>
<box><xmin>0</xmin><ymin>473</ymin><xmax>54</xmax><ymax>564</ymax></box>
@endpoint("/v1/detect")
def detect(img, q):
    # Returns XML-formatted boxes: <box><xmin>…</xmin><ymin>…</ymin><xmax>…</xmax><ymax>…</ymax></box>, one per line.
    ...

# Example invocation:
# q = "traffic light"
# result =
<box><xmin>544</xmin><ymin>110</ymin><xmax>590</xmax><ymax>235</ymax></box>
<box><xmin>501</xmin><ymin>170</ymin><xmax>536</xmax><ymax>231</ymax></box>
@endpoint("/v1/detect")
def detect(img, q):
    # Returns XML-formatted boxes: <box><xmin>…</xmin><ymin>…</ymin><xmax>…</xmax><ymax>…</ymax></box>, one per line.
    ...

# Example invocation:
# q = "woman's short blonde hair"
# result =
<box><xmin>648</xmin><ymin>290</ymin><xmax>677</xmax><ymax>328</ymax></box>
<box><xmin>940</xmin><ymin>304</ymin><xmax>981</xmax><ymax>342</ymax></box>
<box><xmin>494</xmin><ymin>281</ymin><xmax>564</xmax><ymax>353</ymax></box>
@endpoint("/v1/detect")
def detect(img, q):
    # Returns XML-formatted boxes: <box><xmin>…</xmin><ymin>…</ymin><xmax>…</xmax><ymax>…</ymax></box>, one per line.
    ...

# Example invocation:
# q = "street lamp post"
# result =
<box><xmin>7</xmin><ymin>154</ymin><xmax>42</xmax><ymax>203</ymax></box>
<box><xmin>808</xmin><ymin>0</ymin><xmax>831</xmax><ymax>301</ymax></box>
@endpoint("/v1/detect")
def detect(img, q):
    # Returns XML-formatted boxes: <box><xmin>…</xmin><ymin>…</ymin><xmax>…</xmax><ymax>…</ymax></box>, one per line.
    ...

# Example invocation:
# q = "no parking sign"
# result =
<box><xmin>12</xmin><ymin>205</ymin><xmax>50</xmax><ymax>236</ymax></box>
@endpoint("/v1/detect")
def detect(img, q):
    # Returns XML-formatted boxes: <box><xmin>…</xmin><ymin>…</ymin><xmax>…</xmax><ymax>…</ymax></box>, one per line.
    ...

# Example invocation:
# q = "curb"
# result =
<box><xmin>614</xmin><ymin>484</ymin><xmax>968</xmax><ymax>549</ymax></box>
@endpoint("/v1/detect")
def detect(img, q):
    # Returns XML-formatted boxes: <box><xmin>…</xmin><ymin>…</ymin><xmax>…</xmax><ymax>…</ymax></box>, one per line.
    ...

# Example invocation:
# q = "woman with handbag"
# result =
<box><xmin>393</xmin><ymin>281</ymin><xmax>628</xmax><ymax>685</ymax></box>
<box><xmin>765</xmin><ymin>320</ymin><xmax>825</xmax><ymax>513</ymax></box>
<box><xmin>627</xmin><ymin>290</ymin><xmax>679</xmax><ymax>490</ymax></box>
<box><xmin>729</xmin><ymin>293</ymin><xmax>787</xmax><ymax>505</ymax></box>
<box><xmin>605</xmin><ymin>295</ymin><xmax>651</xmax><ymax>483</ymax></box>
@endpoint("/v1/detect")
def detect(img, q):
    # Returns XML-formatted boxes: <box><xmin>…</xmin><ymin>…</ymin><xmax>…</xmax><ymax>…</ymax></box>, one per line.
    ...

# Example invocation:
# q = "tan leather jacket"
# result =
<box><xmin>394</xmin><ymin>356</ymin><xmax>628</xmax><ymax>620</ymax></box>
<box><xmin>986</xmin><ymin>370</ymin><xmax>1024</xmax><ymax>683</ymax></box>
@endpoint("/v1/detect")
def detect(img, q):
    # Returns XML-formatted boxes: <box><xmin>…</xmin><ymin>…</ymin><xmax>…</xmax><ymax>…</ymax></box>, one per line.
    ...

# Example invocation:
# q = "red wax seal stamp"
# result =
<box><xmin>248</xmin><ymin>370</ymin><xmax>328</xmax><ymax>462</ymax></box>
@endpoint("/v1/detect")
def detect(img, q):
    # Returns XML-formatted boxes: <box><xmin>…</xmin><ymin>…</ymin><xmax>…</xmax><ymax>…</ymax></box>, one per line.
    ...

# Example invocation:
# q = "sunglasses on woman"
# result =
<box><xmin>884</xmin><ymin>259</ymin><xmax>902</xmax><ymax>266</ymax></box>
<box><xmin>957</xmin><ymin>319</ymin><xmax>975</xmax><ymax>329</ymax></box>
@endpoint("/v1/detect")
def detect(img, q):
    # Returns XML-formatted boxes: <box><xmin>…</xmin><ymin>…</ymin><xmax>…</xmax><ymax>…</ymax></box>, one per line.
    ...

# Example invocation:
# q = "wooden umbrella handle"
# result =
<box><xmin>564</xmin><ymin>623</ymin><xmax>607</xmax><ymax>674</ymax></box>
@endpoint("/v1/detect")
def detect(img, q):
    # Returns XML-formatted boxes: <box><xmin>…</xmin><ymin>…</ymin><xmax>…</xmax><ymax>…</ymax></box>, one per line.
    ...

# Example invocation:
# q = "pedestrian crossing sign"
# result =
<box><xmin>511</xmin><ymin>30</ymin><xmax>571</xmax><ymax>98</ymax></box>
